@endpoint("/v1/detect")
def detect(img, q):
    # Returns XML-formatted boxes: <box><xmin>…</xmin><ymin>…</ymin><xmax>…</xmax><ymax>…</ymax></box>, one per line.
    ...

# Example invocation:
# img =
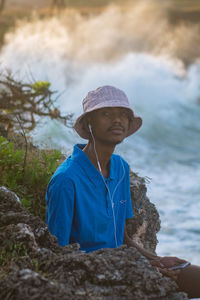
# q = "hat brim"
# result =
<box><xmin>73</xmin><ymin>106</ymin><xmax>142</xmax><ymax>140</ymax></box>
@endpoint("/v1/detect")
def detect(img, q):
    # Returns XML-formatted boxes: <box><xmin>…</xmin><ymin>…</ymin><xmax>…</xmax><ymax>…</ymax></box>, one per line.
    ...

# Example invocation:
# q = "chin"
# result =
<box><xmin>110</xmin><ymin>136</ymin><xmax>125</xmax><ymax>145</ymax></box>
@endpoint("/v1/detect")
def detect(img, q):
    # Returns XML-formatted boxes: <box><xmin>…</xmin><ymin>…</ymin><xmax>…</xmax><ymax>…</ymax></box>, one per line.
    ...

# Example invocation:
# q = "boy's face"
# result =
<box><xmin>88</xmin><ymin>107</ymin><xmax>130</xmax><ymax>146</ymax></box>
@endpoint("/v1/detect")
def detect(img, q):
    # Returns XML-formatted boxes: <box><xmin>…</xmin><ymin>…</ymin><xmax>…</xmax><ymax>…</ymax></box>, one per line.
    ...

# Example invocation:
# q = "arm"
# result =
<box><xmin>46</xmin><ymin>176</ymin><xmax>75</xmax><ymax>246</ymax></box>
<box><xmin>124</xmin><ymin>169</ymin><xmax>186</xmax><ymax>276</ymax></box>
<box><xmin>124</xmin><ymin>224</ymin><xmax>187</xmax><ymax>266</ymax></box>
<box><xmin>124</xmin><ymin>225</ymin><xmax>187</xmax><ymax>275</ymax></box>
<box><xmin>123</xmin><ymin>225</ymin><xmax>159</xmax><ymax>261</ymax></box>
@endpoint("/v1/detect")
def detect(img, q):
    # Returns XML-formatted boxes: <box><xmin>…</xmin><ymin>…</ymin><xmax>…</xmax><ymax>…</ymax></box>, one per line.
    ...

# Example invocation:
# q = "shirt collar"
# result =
<box><xmin>71</xmin><ymin>144</ymin><xmax>115</xmax><ymax>186</ymax></box>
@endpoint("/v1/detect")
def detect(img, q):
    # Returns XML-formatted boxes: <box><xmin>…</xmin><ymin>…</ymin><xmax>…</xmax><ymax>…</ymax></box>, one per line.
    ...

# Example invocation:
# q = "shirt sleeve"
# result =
<box><xmin>46</xmin><ymin>175</ymin><xmax>75</xmax><ymax>246</ymax></box>
<box><xmin>126</xmin><ymin>169</ymin><xmax>134</xmax><ymax>220</ymax></box>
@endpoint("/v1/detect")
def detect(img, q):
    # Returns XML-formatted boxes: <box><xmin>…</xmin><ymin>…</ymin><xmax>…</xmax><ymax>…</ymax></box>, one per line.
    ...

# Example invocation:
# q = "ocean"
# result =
<box><xmin>0</xmin><ymin>1</ymin><xmax>200</xmax><ymax>265</ymax></box>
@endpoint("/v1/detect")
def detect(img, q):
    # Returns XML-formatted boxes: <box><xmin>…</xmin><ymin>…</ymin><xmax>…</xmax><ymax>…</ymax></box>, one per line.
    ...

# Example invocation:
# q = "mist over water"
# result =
<box><xmin>0</xmin><ymin>1</ymin><xmax>200</xmax><ymax>263</ymax></box>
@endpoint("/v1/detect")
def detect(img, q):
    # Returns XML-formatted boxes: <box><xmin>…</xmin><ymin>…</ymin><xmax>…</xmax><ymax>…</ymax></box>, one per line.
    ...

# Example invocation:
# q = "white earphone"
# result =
<box><xmin>88</xmin><ymin>123</ymin><xmax>102</xmax><ymax>173</ymax></box>
<box><xmin>88</xmin><ymin>123</ymin><xmax>92</xmax><ymax>133</ymax></box>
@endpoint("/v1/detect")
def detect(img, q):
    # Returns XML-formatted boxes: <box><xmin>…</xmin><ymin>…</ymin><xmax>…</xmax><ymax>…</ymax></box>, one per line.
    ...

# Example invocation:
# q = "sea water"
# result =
<box><xmin>0</xmin><ymin>1</ymin><xmax>200</xmax><ymax>265</ymax></box>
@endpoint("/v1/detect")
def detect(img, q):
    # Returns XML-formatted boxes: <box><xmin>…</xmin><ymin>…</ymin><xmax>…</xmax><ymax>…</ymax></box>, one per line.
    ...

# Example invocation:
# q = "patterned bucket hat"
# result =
<box><xmin>74</xmin><ymin>85</ymin><xmax>142</xmax><ymax>139</ymax></box>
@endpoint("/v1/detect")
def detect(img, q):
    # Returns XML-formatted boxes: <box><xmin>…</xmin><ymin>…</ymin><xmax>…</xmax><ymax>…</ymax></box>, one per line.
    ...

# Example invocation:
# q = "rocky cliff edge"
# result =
<box><xmin>0</xmin><ymin>172</ymin><xmax>188</xmax><ymax>299</ymax></box>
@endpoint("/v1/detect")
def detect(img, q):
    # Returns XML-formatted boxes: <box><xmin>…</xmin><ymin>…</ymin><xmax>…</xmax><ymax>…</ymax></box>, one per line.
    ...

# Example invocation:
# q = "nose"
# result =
<box><xmin>112</xmin><ymin>112</ymin><xmax>122</xmax><ymax>123</ymax></box>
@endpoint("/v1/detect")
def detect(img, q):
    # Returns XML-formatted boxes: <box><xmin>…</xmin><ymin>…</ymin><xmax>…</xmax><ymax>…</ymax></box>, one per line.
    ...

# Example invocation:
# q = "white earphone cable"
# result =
<box><xmin>89</xmin><ymin>124</ymin><xmax>125</xmax><ymax>248</ymax></box>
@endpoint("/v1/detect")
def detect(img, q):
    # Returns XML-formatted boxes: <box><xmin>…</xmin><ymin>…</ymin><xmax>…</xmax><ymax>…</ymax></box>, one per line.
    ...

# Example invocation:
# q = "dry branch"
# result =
<box><xmin>0</xmin><ymin>74</ymin><xmax>73</xmax><ymax>134</ymax></box>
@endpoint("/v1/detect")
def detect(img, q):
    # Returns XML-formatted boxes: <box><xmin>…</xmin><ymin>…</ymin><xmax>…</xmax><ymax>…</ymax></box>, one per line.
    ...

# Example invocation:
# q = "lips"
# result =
<box><xmin>109</xmin><ymin>126</ymin><xmax>124</xmax><ymax>134</ymax></box>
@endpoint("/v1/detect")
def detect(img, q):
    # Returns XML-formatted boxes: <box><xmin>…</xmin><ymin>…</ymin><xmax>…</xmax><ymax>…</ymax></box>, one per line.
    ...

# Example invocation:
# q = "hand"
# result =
<box><xmin>149</xmin><ymin>259</ymin><xmax>165</xmax><ymax>268</ymax></box>
<box><xmin>159</xmin><ymin>256</ymin><xmax>187</xmax><ymax>269</ymax></box>
<box><xmin>149</xmin><ymin>259</ymin><xmax>181</xmax><ymax>281</ymax></box>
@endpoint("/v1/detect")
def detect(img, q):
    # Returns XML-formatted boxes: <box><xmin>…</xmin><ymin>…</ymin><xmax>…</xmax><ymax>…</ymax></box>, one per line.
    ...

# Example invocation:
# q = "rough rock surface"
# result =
<box><xmin>127</xmin><ymin>172</ymin><xmax>160</xmax><ymax>253</ymax></box>
<box><xmin>0</xmin><ymin>174</ymin><xmax>188</xmax><ymax>300</ymax></box>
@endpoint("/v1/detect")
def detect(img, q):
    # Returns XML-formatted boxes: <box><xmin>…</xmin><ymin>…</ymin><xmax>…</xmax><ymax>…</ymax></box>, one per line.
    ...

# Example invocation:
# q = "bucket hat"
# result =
<box><xmin>74</xmin><ymin>85</ymin><xmax>142</xmax><ymax>139</ymax></box>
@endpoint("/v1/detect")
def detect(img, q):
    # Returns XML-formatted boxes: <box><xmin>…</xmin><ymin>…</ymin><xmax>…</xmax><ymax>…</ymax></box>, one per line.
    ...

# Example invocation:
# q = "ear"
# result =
<box><xmin>87</xmin><ymin>124</ymin><xmax>92</xmax><ymax>135</ymax></box>
<box><xmin>85</xmin><ymin>114</ymin><xmax>92</xmax><ymax>128</ymax></box>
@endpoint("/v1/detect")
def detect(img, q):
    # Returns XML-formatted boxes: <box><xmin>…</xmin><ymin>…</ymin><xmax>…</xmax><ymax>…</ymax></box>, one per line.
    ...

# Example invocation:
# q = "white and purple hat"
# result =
<box><xmin>74</xmin><ymin>85</ymin><xmax>142</xmax><ymax>139</ymax></box>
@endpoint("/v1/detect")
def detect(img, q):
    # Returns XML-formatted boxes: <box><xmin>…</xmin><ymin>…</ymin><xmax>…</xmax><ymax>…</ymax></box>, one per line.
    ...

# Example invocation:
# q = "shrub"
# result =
<box><xmin>0</xmin><ymin>136</ymin><xmax>62</xmax><ymax>220</ymax></box>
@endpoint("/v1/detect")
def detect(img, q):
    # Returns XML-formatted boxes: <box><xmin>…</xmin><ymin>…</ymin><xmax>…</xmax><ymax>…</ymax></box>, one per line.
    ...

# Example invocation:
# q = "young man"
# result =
<box><xmin>46</xmin><ymin>85</ymin><xmax>200</xmax><ymax>298</ymax></box>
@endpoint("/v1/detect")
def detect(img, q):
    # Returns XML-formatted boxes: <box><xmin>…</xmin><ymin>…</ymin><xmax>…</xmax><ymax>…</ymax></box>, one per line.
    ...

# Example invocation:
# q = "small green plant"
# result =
<box><xmin>0</xmin><ymin>241</ymin><xmax>28</xmax><ymax>266</ymax></box>
<box><xmin>0</xmin><ymin>136</ymin><xmax>62</xmax><ymax>219</ymax></box>
<box><xmin>32</xmin><ymin>258</ymin><xmax>39</xmax><ymax>270</ymax></box>
<box><xmin>32</xmin><ymin>81</ymin><xmax>51</xmax><ymax>93</ymax></box>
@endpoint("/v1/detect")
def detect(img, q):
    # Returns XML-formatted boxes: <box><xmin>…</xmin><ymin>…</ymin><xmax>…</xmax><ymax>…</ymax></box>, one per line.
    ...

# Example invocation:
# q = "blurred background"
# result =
<box><xmin>0</xmin><ymin>0</ymin><xmax>200</xmax><ymax>264</ymax></box>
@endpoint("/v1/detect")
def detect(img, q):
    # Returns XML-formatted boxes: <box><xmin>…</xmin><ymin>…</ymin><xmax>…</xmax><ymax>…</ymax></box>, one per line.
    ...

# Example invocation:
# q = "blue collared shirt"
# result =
<box><xmin>46</xmin><ymin>144</ymin><xmax>133</xmax><ymax>252</ymax></box>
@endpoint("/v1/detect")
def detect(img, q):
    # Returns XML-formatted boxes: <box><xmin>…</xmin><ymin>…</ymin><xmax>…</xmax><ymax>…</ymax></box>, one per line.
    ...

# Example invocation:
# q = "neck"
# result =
<box><xmin>83</xmin><ymin>141</ymin><xmax>115</xmax><ymax>177</ymax></box>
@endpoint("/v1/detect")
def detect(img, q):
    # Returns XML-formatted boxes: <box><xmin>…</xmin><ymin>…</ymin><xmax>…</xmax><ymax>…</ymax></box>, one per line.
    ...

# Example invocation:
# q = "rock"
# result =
<box><xmin>127</xmin><ymin>172</ymin><xmax>160</xmax><ymax>253</ymax></box>
<box><xmin>0</xmin><ymin>182</ymin><xmax>188</xmax><ymax>299</ymax></box>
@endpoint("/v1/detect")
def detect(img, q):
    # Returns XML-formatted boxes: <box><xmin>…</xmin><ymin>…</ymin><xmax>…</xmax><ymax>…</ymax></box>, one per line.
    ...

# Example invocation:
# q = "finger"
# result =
<box><xmin>171</xmin><ymin>256</ymin><xmax>187</xmax><ymax>264</ymax></box>
<box><xmin>149</xmin><ymin>260</ymin><xmax>163</xmax><ymax>267</ymax></box>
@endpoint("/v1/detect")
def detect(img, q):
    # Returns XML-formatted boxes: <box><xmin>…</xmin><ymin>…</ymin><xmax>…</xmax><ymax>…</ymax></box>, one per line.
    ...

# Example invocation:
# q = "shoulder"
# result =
<box><xmin>49</xmin><ymin>156</ymin><xmax>81</xmax><ymax>187</ymax></box>
<box><xmin>112</xmin><ymin>153</ymin><xmax>130</xmax><ymax>171</ymax></box>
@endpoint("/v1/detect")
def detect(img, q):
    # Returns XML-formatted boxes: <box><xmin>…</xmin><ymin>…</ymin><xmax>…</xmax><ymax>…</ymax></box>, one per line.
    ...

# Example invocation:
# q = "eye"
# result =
<box><xmin>102</xmin><ymin>111</ymin><xmax>110</xmax><ymax>117</ymax></box>
<box><xmin>120</xmin><ymin>110</ymin><xmax>129</xmax><ymax>118</ymax></box>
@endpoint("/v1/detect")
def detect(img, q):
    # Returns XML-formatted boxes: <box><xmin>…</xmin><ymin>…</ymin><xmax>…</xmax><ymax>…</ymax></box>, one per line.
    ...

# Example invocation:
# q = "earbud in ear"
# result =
<box><xmin>88</xmin><ymin>124</ymin><xmax>92</xmax><ymax>133</ymax></box>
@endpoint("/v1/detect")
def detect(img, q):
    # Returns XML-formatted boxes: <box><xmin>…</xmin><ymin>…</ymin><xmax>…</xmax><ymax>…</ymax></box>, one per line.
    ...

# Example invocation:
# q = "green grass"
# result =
<box><xmin>0</xmin><ymin>241</ymin><xmax>28</xmax><ymax>266</ymax></box>
<box><xmin>0</xmin><ymin>136</ymin><xmax>62</xmax><ymax>220</ymax></box>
